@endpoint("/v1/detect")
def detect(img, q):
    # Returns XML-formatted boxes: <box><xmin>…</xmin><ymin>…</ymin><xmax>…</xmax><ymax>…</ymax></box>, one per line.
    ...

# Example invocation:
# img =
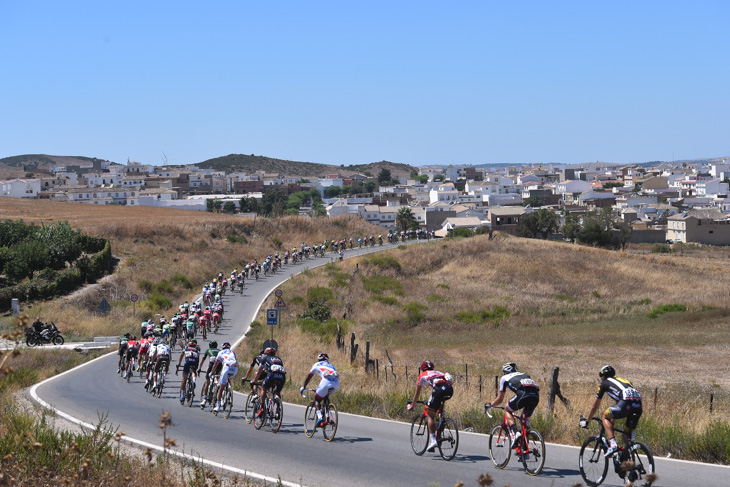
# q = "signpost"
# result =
<box><xmin>266</xmin><ymin>309</ymin><xmax>278</xmax><ymax>340</ymax></box>
<box><xmin>131</xmin><ymin>294</ymin><xmax>138</xmax><ymax>315</ymax></box>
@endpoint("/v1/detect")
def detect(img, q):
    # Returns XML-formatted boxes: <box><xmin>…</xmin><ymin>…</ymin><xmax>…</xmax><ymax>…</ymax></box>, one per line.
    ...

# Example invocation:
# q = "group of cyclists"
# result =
<box><xmin>409</xmin><ymin>358</ymin><xmax>643</xmax><ymax>466</ymax></box>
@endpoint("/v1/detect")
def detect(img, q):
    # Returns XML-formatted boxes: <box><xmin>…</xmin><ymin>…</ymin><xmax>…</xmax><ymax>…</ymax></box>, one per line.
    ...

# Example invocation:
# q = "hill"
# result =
<box><xmin>193</xmin><ymin>153</ymin><xmax>417</xmax><ymax>178</ymax></box>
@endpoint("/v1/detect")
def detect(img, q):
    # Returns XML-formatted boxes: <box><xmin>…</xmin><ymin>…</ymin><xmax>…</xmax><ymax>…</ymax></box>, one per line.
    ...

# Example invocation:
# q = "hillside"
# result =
<box><xmin>193</xmin><ymin>153</ymin><xmax>417</xmax><ymax>178</ymax></box>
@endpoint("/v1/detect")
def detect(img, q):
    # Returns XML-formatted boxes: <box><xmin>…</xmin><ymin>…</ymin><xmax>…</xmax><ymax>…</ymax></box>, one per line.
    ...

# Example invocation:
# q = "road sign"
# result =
<box><xmin>98</xmin><ymin>298</ymin><xmax>112</xmax><ymax>313</ymax></box>
<box><xmin>266</xmin><ymin>309</ymin><xmax>278</xmax><ymax>326</ymax></box>
<box><xmin>274</xmin><ymin>289</ymin><xmax>283</xmax><ymax>297</ymax></box>
<box><xmin>130</xmin><ymin>294</ymin><xmax>138</xmax><ymax>302</ymax></box>
<box><xmin>274</xmin><ymin>297</ymin><xmax>286</xmax><ymax>308</ymax></box>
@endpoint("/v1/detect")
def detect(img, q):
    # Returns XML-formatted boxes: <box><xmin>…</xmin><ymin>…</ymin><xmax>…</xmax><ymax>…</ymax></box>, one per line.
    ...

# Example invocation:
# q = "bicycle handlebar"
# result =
<box><xmin>484</xmin><ymin>404</ymin><xmax>504</xmax><ymax>418</ymax></box>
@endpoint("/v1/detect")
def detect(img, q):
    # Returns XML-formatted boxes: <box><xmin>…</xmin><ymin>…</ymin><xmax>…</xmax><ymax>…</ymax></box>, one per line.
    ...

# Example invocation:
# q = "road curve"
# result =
<box><xmin>32</xmin><ymin>242</ymin><xmax>729</xmax><ymax>486</ymax></box>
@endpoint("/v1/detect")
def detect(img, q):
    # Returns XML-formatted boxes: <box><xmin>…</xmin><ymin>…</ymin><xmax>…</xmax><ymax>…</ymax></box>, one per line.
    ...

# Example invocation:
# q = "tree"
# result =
<box><xmin>261</xmin><ymin>190</ymin><xmax>287</xmax><ymax>217</ymax></box>
<box><xmin>515</xmin><ymin>209</ymin><xmax>560</xmax><ymax>239</ymax></box>
<box><xmin>206</xmin><ymin>199</ymin><xmax>222</xmax><ymax>212</ymax></box>
<box><xmin>523</xmin><ymin>195</ymin><xmax>545</xmax><ymax>207</ymax></box>
<box><xmin>396</xmin><ymin>207</ymin><xmax>416</xmax><ymax>232</ymax></box>
<box><xmin>562</xmin><ymin>213</ymin><xmax>582</xmax><ymax>243</ymax></box>
<box><xmin>324</xmin><ymin>186</ymin><xmax>342</xmax><ymax>198</ymax></box>
<box><xmin>223</xmin><ymin>202</ymin><xmax>237</xmax><ymax>213</ymax></box>
<box><xmin>416</xmin><ymin>174</ymin><xmax>429</xmax><ymax>184</ymax></box>
<box><xmin>364</xmin><ymin>181</ymin><xmax>377</xmax><ymax>193</ymax></box>
<box><xmin>312</xmin><ymin>201</ymin><xmax>326</xmax><ymax>217</ymax></box>
<box><xmin>377</xmin><ymin>168</ymin><xmax>392</xmax><ymax>184</ymax></box>
<box><xmin>433</xmin><ymin>174</ymin><xmax>445</xmax><ymax>182</ymax></box>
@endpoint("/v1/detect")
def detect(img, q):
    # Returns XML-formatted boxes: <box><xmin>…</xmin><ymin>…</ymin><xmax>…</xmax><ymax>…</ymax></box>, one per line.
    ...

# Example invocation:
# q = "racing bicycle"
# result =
<box><xmin>579</xmin><ymin>417</ymin><xmax>655</xmax><ymax>487</ymax></box>
<box><xmin>176</xmin><ymin>365</ymin><xmax>196</xmax><ymax>407</ymax></box>
<box><xmin>303</xmin><ymin>388</ymin><xmax>338</xmax><ymax>441</ymax></box>
<box><xmin>213</xmin><ymin>377</ymin><xmax>233</xmax><ymax>419</ymax></box>
<box><xmin>486</xmin><ymin>405</ymin><xmax>545</xmax><ymax>475</ymax></box>
<box><xmin>408</xmin><ymin>400</ymin><xmax>459</xmax><ymax>461</ymax></box>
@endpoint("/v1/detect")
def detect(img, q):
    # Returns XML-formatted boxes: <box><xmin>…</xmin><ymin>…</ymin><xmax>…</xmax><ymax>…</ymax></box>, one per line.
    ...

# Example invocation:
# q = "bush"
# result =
<box><xmin>145</xmin><ymin>291</ymin><xmax>173</xmax><ymax>311</ymax></box>
<box><xmin>372</xmin><ymin>295</ymin><xmax>398</xmax><ymax>305</ymax></box>
<box><xmin>299</xmin><ymin>318</ymin><xmax>341</xmax><ymax>340</ymax></box>
<box><xmin>402</xmin><ymin>301</ymin><xmax>427</xmax><ymax>323</ymax></box>
<box><xmin>364</xmin><ymin>256</ymin><xmax>402</xmax><ymax>273</ymax></box>
<box><xmin>153</xmin><ymin>279</ymin><xmax>175</xmax><ymax>295</ymax></box>
<box><xmin>299</xmin><ymin>301</ymin><xmax>332</xmax><ymax>322</ymax></box>
<box><xmin>456</xmin><ymin>306</ymin><xmax>510</xmax><ymax>324</ymax></box>
<box><xmin>647</xmin><ymin>303</ymin><xmax>687</xmax><ymax>319</ymax></box>
<box><xmin>137</xmin><ymin>279</ymin><xmax>154</xmax><ymax>293</ymax></box>
<box><xmin>651</xmin><ymin>243</ymin><xmax>673</xmax><ymax>254</ymax></box>
<box><xmin>307</xmin><ymin>286</ymin><xmax>335</xmax><ymax>305</ymax></box>
<box><xmin>361</xmin><ymin>275</ymin><xmax>403</xmax><ymax>295</ymax></box>
<box><xmin>170</xmin><ymin>273</ymin><xmax>194</xmax><ymax>290</ymax></box>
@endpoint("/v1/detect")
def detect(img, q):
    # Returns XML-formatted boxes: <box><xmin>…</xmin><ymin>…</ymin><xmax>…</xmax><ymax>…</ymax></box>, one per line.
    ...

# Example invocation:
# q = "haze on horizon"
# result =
<box><xmin>1</xmin><ymin>1</ymin><xmax>728</xmax><ymax>167</ymax></box>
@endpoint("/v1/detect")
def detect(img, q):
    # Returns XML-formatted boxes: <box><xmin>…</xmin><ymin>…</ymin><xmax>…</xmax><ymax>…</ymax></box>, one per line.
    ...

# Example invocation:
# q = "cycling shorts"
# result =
<box><xmin>315</xmin><ymin>377</ymin><xmax>339</xmax><ymax>400</ymax></box>
<box><xmin>606</xmin><ymin>400</ymin><xmax>643</xmax><ymax>430</ymax></box>
<box><xmin>506</xmin><ymin>389</ymin><xmax>540</xmax><ymax>418</ymax></box>
<box><xmin>126</xmin><ymin>348</ymin><xmax>138</xmax><ymax>360</ymax></box>
<box><xmin>426</xmin><ymin>383</ymin><xmax>453</xmax><ymax>411</ymax></box>
<box><xmin>118</xmin><ymin>344</ymin><xmax>128</xmax><ymax>356</ymax></box>
<box><xmin>220</xmin><ymin>364</ymin><xmax>238</xmax><ymax>386</ymax></box>
<box><xmin>263</xmin><ymin>372</ymin><xmax>286</xmax><ymax>394</ymax></box>
<box><xmin>206</xmin><ymin>361</ymin><xmax>223</xmax><ymax>378</ymax></box>
<box><xmin>183</xmin><ymin>360</ymin><xmax>199</xmax><ymax>376</ymax></box>
<box><xmin>185</xmin><ymin>329</ymin><xmax>195</xmax><ymax>339</ymax></box>
<box><xmin>155</xmin><ymin>357</ymin><xmax>170</xmax><ymax>373</ymax></box>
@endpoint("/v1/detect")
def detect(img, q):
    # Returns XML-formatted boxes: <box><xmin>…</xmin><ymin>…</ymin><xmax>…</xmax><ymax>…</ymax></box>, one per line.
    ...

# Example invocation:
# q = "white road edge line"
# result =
<box><xmin>28</xmin><ymin>352</ymin><xmax>303</xmax><ymax>487</ymax></box>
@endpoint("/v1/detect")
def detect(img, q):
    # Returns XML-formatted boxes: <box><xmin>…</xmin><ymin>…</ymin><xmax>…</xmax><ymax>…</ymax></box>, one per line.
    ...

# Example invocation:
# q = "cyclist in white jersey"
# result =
<box><xmin>300</xmin><ymin>353</ymin><xmax>339</xmax><ymax>426</ymax></box>
<box><xmin>212</xmin><ymin>342</ymin><xmax>239</xmax><ymax>413</ymax></box>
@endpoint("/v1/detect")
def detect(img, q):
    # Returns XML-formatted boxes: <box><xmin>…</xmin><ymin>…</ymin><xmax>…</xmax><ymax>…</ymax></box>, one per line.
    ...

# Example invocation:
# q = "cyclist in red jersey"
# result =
<box><xmin>407</xmin><ymin>360</ymin><xmax>454</xmax><ymax>452</ymax></box>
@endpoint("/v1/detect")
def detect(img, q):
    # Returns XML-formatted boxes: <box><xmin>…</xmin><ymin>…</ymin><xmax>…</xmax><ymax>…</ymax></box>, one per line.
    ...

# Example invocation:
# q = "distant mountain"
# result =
<box><xmin>192</xmin><ymin>154</ymin><xmax>417</xmax><ymax>178</ymax></box>
<box><xmin>0</xmin><ymin>154</ymin><xmax>113</xmax><ymax>168</ymax></box>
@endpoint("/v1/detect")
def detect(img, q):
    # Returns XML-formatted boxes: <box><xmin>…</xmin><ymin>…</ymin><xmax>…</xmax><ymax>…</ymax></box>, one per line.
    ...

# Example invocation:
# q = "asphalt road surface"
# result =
<box><xmin>33</xmin><ymin>241</ymin><xmax>729</xmax><ymax>486</ymax></box>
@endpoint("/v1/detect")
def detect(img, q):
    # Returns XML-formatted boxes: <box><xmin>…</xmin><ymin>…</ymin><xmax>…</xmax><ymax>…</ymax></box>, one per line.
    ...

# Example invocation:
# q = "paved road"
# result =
<box><xmin>32</xmin><ymin>242</ymin><xmax>729</xmax><ymax>486</ymax></box>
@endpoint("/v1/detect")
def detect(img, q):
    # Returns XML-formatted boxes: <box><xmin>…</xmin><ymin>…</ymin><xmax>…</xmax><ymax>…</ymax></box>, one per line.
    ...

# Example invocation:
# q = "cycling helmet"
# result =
<box><xmin>317</xmin><ymin>352</ymin><xmax>328</xmax><ymax>362</ymax></box>
<box><xmin>130</xmin><ymin>335</ymin><xmax>136</xmax><ymax>341</ymax></box>
<box><xmin>420</xmin><ymin>360</ymin><xmax>434</xmax><ymax>372</ymax></box>
<box><xmin>123</xmin><ymin>332</ymin><xmax>131</xmax><ymax>338</ymax></box>
<box><xmin>192</xmin><ymin>339</ymin><xmax>198</xmax><ymax>345</ymax></box>
<box><xmin>502</xmin><ymin>362</ymin><xmax>518</xmax><ymax>374</ymax></box>
<box><xmin>599</xmin><ymin>365</ymin><xmax>615</xmax><ymax>379</ymax></box>
<box><xmin>209</xmin><ymin>341</ymin><xmax>218</xmax><ymax>348</ymax></box>
<box><xmin>222</xmin><ymin>342</ymin><xmax>231</xmax><ymax>349</ymax></box>
<box><xmin>187</xmin><ymin>342</ymin><xmax>195</xmax><ymax>348</ymax></box>
<box><xmin>264</xmin><ymin>347</ymin><xmax>276</xmax><ymax>355</ymax></box>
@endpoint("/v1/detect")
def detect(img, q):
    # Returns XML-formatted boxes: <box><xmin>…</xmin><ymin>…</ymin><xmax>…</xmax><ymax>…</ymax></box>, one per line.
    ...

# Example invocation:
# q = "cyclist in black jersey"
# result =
<box><xmin>580</xmin><ymin>365</ymin><xmax>643</xmax><ymax>457</ymax></box>
<box><xmin>251</xmin><ymin>347</ymin><xmax>286</xmax><ymax>413</ymax></box>
<box><xmin>485</xmin><ymin>362</ymin><xmax>540</xmax><ymax>449</ymax></box>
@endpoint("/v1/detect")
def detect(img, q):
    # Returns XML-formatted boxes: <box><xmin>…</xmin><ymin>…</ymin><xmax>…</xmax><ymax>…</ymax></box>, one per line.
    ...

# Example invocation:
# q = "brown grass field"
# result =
<box><xmin>2</xmin><ymin>196</ymin><xmax>730</xmax><ymax>463</ymax></box>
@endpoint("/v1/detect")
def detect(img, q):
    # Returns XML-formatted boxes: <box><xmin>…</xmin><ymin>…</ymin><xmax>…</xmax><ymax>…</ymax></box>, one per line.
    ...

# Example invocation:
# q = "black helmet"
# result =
<box><xmin>209</xmin><ymin>341</ymin><xmax>218</xmax><ymax>349</ymax></box>
<box><xmin>502</xmin><ymin>362</ymin><xmax>518</xmax><ymax>374</ymax></box>
<box><xmin>222</xmin><ymin>342</ymin><xmax>231</xmax><ymax>349</ymax></box>
<box><xmin>599</xmin><ymin>365</ymin><xmax>615</xmax><ymax>379</ymax></box>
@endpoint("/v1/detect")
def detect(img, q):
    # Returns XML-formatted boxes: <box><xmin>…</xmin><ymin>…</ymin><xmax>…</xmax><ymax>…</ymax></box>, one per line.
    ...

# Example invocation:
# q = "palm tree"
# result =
<box><xmin>396</xmin><ymin>207</ymin><xmax>416</xmax><ymax>232</ymax></box>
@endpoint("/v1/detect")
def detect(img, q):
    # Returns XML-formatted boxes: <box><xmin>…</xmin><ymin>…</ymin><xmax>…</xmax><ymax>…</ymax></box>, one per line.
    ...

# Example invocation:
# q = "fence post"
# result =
<box><xmin>405</xmin><ymin>365</ymin><xmax>408</xmax><ymax>381</ymax></box>
<box><xmin>465</xmin><ymin>363</ymin><xmax>468</xmax><ymax>386</ymax></box>
<box><xmin>546</xmin><ymin>366</ymin><xmax>560</xmax><ymax>414</ymax></box>
<box><xmin>710</xmin><ymin>393</ymin><xmax>714</xmax><ymax>413</ymax></box>
<box><xmin>494</xmin><ymin>375</ymin><xmax>498</xmax><ymax>396</ymax></box>
<box><xmin>350</xmin><ymin>333</ymin><xmax>358</xmax><ymax>365</ymax></box>
<box><xmin>479</xmin><ymin>375</ymin><xmax>482</xmax><ymax>398</ymax></box>
<box><xmin>384</xmin><ymin>363</ymin><xmax>387</xmax><ymax>382</ymax></box>
<box><xmin>653</xmin><ymin>387</ymin><xmax>658</xmax><ymax>413</ymax></box>
<box><xmin>366</xmin><ymin>341</ymin><xmax>371</xmax><ymax>373</ymax></box>
<box><xmin>375</xmin><ymin>358</ymin><xmax>379</xmax><ymax>380</ymax></box>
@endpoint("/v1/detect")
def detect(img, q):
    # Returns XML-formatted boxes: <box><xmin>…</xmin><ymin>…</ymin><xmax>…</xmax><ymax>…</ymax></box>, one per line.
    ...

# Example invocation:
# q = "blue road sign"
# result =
<box><xmin>266</xmin><ymin>309</ymin><xmax>278</xmax><ymax>326</ymax></box>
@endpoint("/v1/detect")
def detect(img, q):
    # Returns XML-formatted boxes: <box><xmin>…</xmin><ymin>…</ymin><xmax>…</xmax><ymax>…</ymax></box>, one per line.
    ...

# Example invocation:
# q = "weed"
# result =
<box><xmin>372</xmin><ymin>295</ymin><xmax>398</xmax><ymax>306</ymax></box>
<box><xmin>361</xmin><ymin>275</ymin><xmax>403</xmax><ymax>294</ymax></box>
<box><xmin>364</xmin><ymin>255</ymin><xmax>402</xmax><ymax>273</ymax></box>
<box><xmin>647</xmin><ymin>303</ymin><xmax>687</xmax><ymax>319</ymax></box>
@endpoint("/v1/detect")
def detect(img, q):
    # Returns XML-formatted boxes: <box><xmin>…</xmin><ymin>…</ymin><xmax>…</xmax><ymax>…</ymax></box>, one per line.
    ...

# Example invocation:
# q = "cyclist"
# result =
<box><xmin>242</xmin><ymin>348</ymin><xmax>267</xmax><ymax>394</ymax></box>
<box><xmin>300</xmin><ymin>353</ymin><xmax>340</xmax><ymax>427</ymax></box>
<box><xmin>251</xmin><ymin>347</ymin><xmax>286</xmax><ymax>417</ymax></box>
<box><xmin>485</xmin><ymin>362</ymin><xmax>540</xmax><ymax>449</ymax></box>
<box><xmin>117</xmin><ymin>333</ymin><xmax>131</xmax><ymax>373</ymax></box>
<box><xmin>152</xmin><ymin>338</ymin><xmax>171</xmax><ymax>390</ymax></box>
<box><xmin>580</xmin><ymin>365</ymin><xmax>643</xmax><ymax>458</ymax></box>
<box><xmin>406</xmin><ymin>360</ymin><xmax>453</xmax><ymax>452</ymax></box>
<box><xmin>177</xmin><ymin>342</ymin><xmax>200</xmax><ymax>404</ymax></box>
<box><xmin>198</xmin><ymin>340</ymin><xmax>222</xmax><ymax>408</ymax></box>
<box><xmin>122</xmin><ymin>336</ymin><xmax>140</xmax><ymax>379</ymax></box>
<box><xmin>212</xmin><ymin>342</ymin><xmax>239</xmax><ymax>413</ymax></box>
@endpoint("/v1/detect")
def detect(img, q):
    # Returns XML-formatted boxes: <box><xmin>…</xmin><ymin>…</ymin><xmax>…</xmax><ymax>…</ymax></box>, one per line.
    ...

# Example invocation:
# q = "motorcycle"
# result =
<box><xmin>25</xmin><ymin>321</ymin><xmax>64</xmax><ymax>346</ymax></box>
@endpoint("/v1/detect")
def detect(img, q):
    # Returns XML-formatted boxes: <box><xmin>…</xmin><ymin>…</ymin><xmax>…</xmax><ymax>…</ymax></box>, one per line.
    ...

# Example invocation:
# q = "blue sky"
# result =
<box><xmin>1</xmin><ymin>1</ymin><xmax>728</xmax><ymax>167</ymax></box>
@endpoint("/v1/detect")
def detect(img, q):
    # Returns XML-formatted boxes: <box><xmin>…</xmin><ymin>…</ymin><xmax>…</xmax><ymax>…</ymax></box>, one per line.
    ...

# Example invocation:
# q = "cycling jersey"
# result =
<box><xmin>500</xmin><ymin>372</ymin><xmax>540</xmax><ymax>395</ymax></box>
<box><xmin>309</xmin><ymin>360</ymin><xmax>339</xmax><ymax>380</ymax></box>
<box><xmin>596</xmin><ymin>377</ymin><xmax>642</xmax><ymax>402</ymax></box>
<box><xmin>417</xmin><ymin>370</ymin><xmax>452</xmax><ymax>388</ymax></box>
<box><xmin>215</xmin><ymin>349</ymin><xmax>238</xmax><ymax>386</ymax></box>
<box><xmin>156</xmin><ymin>343</ymin><xmax>171</xmax><ymax>358</ymax></box>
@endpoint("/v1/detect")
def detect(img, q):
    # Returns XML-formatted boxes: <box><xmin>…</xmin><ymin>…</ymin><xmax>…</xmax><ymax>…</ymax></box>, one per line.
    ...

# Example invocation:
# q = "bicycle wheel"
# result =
<box><xmin>253</xmin><ymin>398</ymin><xmax>267</xmax><ymax>429</ymax></box>
<box><xmin>410</xmin><ymin>416</ymin><xmax>428</xmax><ymax>455</ymax></box>
<box><xmin>223</xmin><ymin>388</ymin><xmax>233</xmax><ymax>419</ymax></box>
<box><xmin>186</xmin><ymin>379</ymin><xmax>195</xmax><ymax>407</ymax></box>
<box><xmin>521</xmin><ymin>429</ymin><xmax>546</xmax><ymax>475</ymax></box>
<box><xmin>438</xmin><ymin>417</ymin><xmax>459</xmax><ymax>461</ymax></box>
<box><xmin>269</xmin><ymin>397</ymin><xmax>283</xmax><ymax>433</ymax></box>
<box><xmin>322</xmin><ymin>403</ymin><xmax>338</xmax><ymax>441</ymax></box>
<box><xmin>126</xmin><ymin>361</ymin><xmax>132</xmax><ymax>383</ymax></box>
<box><xmin>304</xmin><ymin>402</ymin><xmax>318</xmax><ymax>438</ymax></box>
<box><xmin>579</xmin><ymin>436</ymin><xmax>609</xmax><ymax>487</ymax></box>
<box><xmin>626</xmin><ymin>441</ymin><xmax>655</xmax><ymax>487</ymax></box>
<box><xmin>201</xmin><ymin>325</ymin><xmax>207</xmax><ymax>340</ymax></box>
<box><xmin>489</xmin><ymin>424</ymin><xmax>511</xmax><ymax>469</ymax></box>
<box><xmin>207</xmin><ymin>382</ymin><xmax>218</xmax><ymax>412</ymax></box>
<box><xmin>244</xmin><ymin>394</ymin><xmax>257</xmax><ymax>423</ymax></box>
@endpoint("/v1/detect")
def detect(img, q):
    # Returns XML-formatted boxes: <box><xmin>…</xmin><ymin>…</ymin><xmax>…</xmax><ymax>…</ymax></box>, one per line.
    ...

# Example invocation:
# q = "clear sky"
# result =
<box><xmin>1</xmin><ymin>1</ymin><xmax>728</xmax><ymax>167</ymax></box>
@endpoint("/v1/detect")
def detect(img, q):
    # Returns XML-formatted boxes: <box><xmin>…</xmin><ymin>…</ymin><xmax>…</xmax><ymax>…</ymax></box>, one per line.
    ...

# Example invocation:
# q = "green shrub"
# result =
<box><xmin>364</xmin><ymin>256</ymin><xmax>402</xmax><ymax>272</ymax></box>
<box><xmin>436</xmin><ymin>283</ymin><xmax>450</xmax><ymax>289</ymax></box>
<box><xmin>651</xmin><ymin>243</ymin><xmax>673</xmax><ymax>254</ymax></box>
<box><xmin>591</xmin><ymin>290</ymin><xmax>601</xmax><ymax>298</ymax></box>
<box><xmin>299</xmin><ymin>301</ymin><xmax>332</xmax><ymax>322</ymax></box>
<box><xmin>361</xmin><ymin>275</ymin><xmax>403</xmax><ymax>295</ymax></box>
<box><xmin>456</xmin><ymin>306</ymin><xmax>510</xmax><ymax>324</ymax></box>
<box><xmin>271</xmin><ymin>237</ymin><xmax>282</xmax><ymax>248</ymax></box>
<box><xmin>226</xmin><ymin>234</ymin><xmax>247</xmax><ymax>244</ymax></box>
<box><xmin>403</xmin><ymin>301</ymin><xmax>427</xmax><ymax>323</ymax></box>
<box><xmin>146</xmin><ymin>291</ymin><xmax>173</xmax><ymax>311</ymax></box>
<box><xmin>398</xmin><ymin>245</ymin><xmax>407</xmax><ymax>250</ymax></box>
<box><xmin>372</xmin><ymin>295</ymin><xmax>398</xmax><ymax>306</ymax></box>
<box><xmin>170</xmin><ymin>273</ymin><xmax>194</xmax><ymax>290</ymax></box>
<box><xmin>426</xmin><ymin>294</ymin><xmax>447</xmax><ymax>302</ymax></box>
<box><xmin>289</xmin><ymin>295</ymin><xmax>306</xmax><ymax>306</ymax></box>
<box><xmin>647</xmin><ymin>303</ymin><xmax>687</xmax><ymax>319</ymax></box>
<box><xmin>153</xmin><ymin>279</ymin><xmax>175</xmax><ymax>295</ymax></box>
<box><xmin>138</xmin><ymin>279</ymin><xmax>154</xmax><ymax>293</ymax></box>
<box><xmin>307</xmin><ymin>286</ymin><xmax>335</xmax><ymax>305</ymax></box>
<box><xmin>299</xmin><ymin>318</ymin><xmax>341</xmax><ymax>340</ymax></box>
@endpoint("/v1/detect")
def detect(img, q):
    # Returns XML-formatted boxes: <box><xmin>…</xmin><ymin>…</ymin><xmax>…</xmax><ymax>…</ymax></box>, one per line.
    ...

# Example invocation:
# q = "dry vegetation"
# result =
<box><xmin>2</xmin><ymin>196</ymin><xmax>730</xmax><ymax>465</ymax></box>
